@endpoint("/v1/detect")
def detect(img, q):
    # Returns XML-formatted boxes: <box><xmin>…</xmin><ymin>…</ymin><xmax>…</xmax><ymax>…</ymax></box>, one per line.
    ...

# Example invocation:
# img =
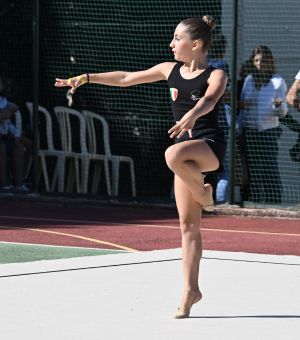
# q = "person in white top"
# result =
<box><xmin>239</xmin><ymin>45</ymin><xmax>287</xmax><ymax>204</ymax></box>
<box><xmin>286</xmin><ymin>70</ymin><xmax>300</xmax><ymax>111</ymax></box>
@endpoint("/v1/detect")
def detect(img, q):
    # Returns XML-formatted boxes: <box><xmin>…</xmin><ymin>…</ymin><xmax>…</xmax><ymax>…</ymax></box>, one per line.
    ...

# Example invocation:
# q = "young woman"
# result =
<box><xmin>239</xmin><ymin>45</ymin><xmax>288</xmax><ymax>204</ymax></box>
<box><xmin>55</xmin><ymin>15</ymin><xmax>228</xmax><ymax>318</ymax></box>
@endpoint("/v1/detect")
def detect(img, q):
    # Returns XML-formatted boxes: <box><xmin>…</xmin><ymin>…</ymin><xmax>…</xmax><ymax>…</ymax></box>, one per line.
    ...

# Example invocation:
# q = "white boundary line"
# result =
<box><xmin>0</xmin><ymin>241</ymin><xmax>127</xmax><ymax>252</ymax></box>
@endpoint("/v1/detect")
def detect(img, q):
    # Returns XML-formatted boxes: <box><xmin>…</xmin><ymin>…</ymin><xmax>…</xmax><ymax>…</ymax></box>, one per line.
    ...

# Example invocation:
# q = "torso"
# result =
<box><xmin>167</xmin><ymin>62</ymin><xmax>225</xmax><ymax>143</ymax></box>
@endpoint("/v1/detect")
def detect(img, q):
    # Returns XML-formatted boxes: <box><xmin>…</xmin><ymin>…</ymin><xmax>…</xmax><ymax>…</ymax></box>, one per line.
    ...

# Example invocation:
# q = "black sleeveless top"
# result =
<box><xmin>167</xmin><ymin>62</ymin><xmax>225</xmax><ymax>144</ymax></box>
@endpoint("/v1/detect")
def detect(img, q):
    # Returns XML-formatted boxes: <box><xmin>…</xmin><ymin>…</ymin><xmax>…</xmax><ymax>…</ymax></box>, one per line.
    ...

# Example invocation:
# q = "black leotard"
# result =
<box><xmin>167</xmin><ymin>62</ymin><xmax>227</xmax><ymax>172</ymax></box>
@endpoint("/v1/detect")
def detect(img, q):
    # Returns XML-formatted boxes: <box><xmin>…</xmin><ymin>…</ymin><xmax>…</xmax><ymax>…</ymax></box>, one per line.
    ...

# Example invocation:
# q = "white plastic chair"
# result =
<box><xmin>82</xmin><ymin>110</ymin><xmax>136</xmax><ymax>197</ymax></box>
<box><xmin>14</xmin><ymin>110</ymin><xmax>22</xmax><ymax>132</ymax></box>
<box><xmin>26</xmin><ymin>103</ymin><xmax>63</xmax><ymax>192</ymax></box>
<box><xmin>81</xmin><ymin>110</ymin><xmax>112</xmax><ymax>195</ymax></box>
<box><xmin>53</xmin><ymin>106</ymin><xmax>89</xmax><ymax>193</ymax></box>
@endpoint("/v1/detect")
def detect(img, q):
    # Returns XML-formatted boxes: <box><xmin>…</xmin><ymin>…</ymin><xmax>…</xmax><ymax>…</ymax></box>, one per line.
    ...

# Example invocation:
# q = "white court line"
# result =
<box><xmin>0</xmin><ymin>241</ymin><xmax>127</xmax><ymax>252</ymax></box>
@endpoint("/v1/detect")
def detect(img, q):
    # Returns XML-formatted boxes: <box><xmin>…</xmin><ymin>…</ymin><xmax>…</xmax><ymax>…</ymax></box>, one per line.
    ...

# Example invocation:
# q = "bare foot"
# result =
<box><xmin>174</xmin><ymin>290</ymin><xmax>202</xmax><ymax>319</ymax></box>
<box><xmin>180</xmin><ymin>289</ymin><xmax>202</xmax><ymax>309</ymax></box>
<box><xmin>202</xmin><ymin>183</ymin><xmax>214</xmax><ymax>211</ymax></box>
<box><xmin>193</xmin><ymin>183</ymin><xmax>214</xmax><ymax>207</ymax></box>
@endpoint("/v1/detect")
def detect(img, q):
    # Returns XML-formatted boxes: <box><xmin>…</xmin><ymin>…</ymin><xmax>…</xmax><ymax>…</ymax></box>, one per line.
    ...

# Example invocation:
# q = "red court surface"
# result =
<box><xmin>0</xmin><ymin>200</ymin><xmax>299</xmax><ymax>255</ymax></box>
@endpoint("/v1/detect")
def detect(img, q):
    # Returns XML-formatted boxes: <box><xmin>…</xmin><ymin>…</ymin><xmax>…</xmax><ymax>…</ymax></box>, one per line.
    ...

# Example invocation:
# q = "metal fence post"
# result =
<box><xmin>228</xmin><ymin>0</ymin><xmax>239</xmax><ymax>204</ymax></box>
<box><xmin>32</xmin><ymin>0</ymin><xmax>40</xmax><ymax>193</ymax></box>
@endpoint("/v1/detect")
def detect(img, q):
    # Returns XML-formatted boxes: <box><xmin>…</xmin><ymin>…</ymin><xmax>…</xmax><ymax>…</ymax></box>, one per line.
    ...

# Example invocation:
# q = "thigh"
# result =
<box><xmin>169</xmin><ymin>139</ymin><xmax>220</xmax><ymax>173</ymax></box>
<box><xmin>174</xmin><ymin>175</ymin><xmax>201</xmax><ymax>225</ymax></box>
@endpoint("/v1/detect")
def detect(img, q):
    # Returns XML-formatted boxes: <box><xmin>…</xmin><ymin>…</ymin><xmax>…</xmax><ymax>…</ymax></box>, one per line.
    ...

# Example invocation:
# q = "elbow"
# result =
<box><xmin>119</xmin><ymin>73</ymin><xmax>132</xmax><ymax>87</ymax></box>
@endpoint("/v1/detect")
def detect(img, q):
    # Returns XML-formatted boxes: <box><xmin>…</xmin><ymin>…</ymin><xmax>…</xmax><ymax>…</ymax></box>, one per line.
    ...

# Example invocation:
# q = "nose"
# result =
<box><xmin>170</xmin><ymin>39</ymin><xmax>174</xmax><ymax>48</ymax></box>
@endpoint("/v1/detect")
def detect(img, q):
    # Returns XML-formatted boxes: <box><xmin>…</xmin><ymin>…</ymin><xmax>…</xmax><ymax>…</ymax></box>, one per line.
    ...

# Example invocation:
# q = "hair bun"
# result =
<box><xmin>202</xmin><ymin>15</ymin><xmax>216</xmax><ymax>31</ymax></box>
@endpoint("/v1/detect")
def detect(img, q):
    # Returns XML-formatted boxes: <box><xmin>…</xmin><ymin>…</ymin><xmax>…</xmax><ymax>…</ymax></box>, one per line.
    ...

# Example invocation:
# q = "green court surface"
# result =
<box><xmin>0</xmin><ymin>242</ymin><xmax>126</xmax><ymax>264</ymax></box>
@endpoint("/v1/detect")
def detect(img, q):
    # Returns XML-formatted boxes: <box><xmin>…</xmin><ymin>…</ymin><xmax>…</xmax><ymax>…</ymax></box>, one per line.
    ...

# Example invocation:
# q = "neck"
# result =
<box><xmin>182</xmin><ymin>55</ymin><xmax>208</xmax><ymax>72</ymax></box>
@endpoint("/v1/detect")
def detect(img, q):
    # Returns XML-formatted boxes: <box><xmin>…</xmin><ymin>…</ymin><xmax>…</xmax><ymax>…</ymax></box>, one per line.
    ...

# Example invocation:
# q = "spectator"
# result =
<box><xmin>286</xmin><ymin>70</ymin><xmax>300</xmax><ymax>111</ymax></box>
<box><xmin>239</xmin><ymin>45</ymin><xmax>287</xmax><ymax>204</ymax></box>
<box><xmin>0</xmin><ymin>73</ymin><xmax>30</xmax><ymax>193</ymax></box>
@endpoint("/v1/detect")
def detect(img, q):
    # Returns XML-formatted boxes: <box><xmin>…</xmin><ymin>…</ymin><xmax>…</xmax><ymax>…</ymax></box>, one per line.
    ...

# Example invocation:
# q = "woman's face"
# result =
<box><xmin>253</xmin><ymin>53</ymin><xmax>269</xmax><ymax>72</ymax></box>
<box><xmin>170</xmin><ymin>24</ymin><xmax>201</xmax><ymax>62</ymax></box>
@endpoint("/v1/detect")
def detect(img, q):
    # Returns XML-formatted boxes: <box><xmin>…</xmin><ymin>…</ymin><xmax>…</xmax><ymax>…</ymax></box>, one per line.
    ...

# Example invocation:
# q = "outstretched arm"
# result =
<box><xmin>168</xmin><ymin>69</ymin><xmax>228</xmax><ymax>138</ymax></box>
<box><xmin>55</xmin><ymin>62</ymin><xmax>175</xmax><ymax>94</ymax></box>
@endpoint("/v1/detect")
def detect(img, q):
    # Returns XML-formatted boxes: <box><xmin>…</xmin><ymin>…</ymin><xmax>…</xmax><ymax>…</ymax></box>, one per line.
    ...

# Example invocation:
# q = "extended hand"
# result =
<box><xmin>55</xmin><ymin>74</ymin><xmax>88</xmax><ymax>94</ymax></box>
<box><xmin>168</xmin><ymin>113</ymin><xmax>196</xmax><ymax>139</ymax></box>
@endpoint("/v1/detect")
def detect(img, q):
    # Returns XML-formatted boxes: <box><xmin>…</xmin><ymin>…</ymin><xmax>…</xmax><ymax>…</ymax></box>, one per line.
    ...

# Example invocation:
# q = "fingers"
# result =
<box><xmin>177</xmin><ymin>129</ymin><xmax>186</xmax><ymax>139</ymax></box>
<box><xmin>70</xmin><ymin>86</ymin><xmax>76</xmax><ymax>94</ymax></box>
<box><xmin>55</xmin><ymin>78</ymin><xmax>69</xmax><ymax>87</ymax></box>
<box><xmin>55</xmin><ymin>77</ymin><xmax>77</xmax><ymax>94</ymax></box>
<box><xmin>168</xmin><ymin>123</ymin><xmax>188</xmax><ymax>139</ymax></box>
<box><xmin>168</xmin><ymin>119</ymin><xmax>193</xmax><ymax>139</ymax></box>
<box><xmin>55</xmin><ymin>75</ymin><xmax>86</xmax><ymax>94</ymax></box>
<box><xmin>168</xmin><ymin>124</ymin><xmax>180</xmax><ymax>139</ymax></box>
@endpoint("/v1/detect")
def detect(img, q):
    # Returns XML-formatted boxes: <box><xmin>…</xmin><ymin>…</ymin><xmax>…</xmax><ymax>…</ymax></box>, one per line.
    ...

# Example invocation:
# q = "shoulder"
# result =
<box><xmin>207</xmin><ymin>68</ymin><xmax>228</xmax><ymax>84</ymax></box>
<box><xmin>152</xmin><ymin>62</ymin><xmax>177</xmax><ymax>80</ymax></box>
<box><xmin>208</xmin><ymin>60</ymin><xmax>230</xmax><ymax>75</ymax></box>
<box><xmin>270</xmin><ymin>74</ymin><xmax>286</xmax><ymax>88</ymax></box>
<box><xmin>243</xmin><ymin>74</ymin><xmax>253</xmax><ymax>87</ymax></box>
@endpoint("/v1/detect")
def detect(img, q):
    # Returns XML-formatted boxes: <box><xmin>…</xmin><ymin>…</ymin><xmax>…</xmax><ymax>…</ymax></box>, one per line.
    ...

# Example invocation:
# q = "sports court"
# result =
<box><xmin>1</xmin><ymin>1</ymin><xmax>300</xmax><ymax>339</ymax></box>
<box><xmin>1</xmin><ymin>199</ymin><xmax>300</xmax><ymax>339</ymax></box>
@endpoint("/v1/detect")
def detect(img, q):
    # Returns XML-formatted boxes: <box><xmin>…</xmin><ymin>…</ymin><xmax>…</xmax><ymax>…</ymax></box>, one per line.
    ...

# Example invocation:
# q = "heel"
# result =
<box><xmin>173</xmin><ymin>291</ymin><xmax>202</xmax><ymax>319</ymax></box>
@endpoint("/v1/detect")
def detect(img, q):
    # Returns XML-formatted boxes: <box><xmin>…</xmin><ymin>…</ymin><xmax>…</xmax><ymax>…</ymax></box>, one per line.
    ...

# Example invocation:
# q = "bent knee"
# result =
<box><xmin>165</xmin><ymin>145</ymin><xmax>182</xmax><ymax>170</ymax></box>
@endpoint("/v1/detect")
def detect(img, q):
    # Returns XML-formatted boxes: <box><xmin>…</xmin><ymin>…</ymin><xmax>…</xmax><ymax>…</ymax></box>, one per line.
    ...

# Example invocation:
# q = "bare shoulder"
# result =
<box><xmin>153</xmin><ymin>62</ymin><xmax>176</xmax><ymax>80</ymax></box>
<box><xmin>207</xmin><ymin>68</ymin><xmax>228</xmax><ymax>84</ymax></box>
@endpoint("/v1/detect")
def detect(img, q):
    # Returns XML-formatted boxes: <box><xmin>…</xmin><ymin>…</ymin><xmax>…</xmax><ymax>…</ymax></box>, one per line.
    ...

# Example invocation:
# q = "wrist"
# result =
<box><xmin>187</xmin><ymin>109</ymin><xmax>200</xmax><ymax>121</ymax></box>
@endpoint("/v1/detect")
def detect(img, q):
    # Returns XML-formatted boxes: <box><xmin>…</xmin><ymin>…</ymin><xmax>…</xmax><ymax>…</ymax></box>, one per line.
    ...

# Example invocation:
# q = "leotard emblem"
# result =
<box><xmin>170</xmin><ymin>88</ymin><xmax>178</xmax><ymax>101</ymax></box>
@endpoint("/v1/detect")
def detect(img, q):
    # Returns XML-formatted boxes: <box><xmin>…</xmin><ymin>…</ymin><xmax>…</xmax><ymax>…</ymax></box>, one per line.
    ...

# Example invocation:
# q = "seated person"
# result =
<box><xmin>0</xmin><ymin>96</ymin><xmax>29</xmax><ymax>193</ymax></box>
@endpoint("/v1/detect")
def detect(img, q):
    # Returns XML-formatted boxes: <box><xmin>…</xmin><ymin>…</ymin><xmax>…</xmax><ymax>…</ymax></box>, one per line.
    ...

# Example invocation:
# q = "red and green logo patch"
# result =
<box><xmin>170</xmin><ymin>88</ymin><xmax>178</xmax><ymax>101</ymax></box>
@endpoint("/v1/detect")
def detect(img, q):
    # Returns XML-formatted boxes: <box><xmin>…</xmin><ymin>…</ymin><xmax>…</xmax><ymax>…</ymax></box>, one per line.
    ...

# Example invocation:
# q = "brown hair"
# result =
<box><xmin>180</xmin><ymin>15</ymin><xmax>216</xmax><ymax>51</ymax></box>
<box><xmin>251</xmin><ymin>45</ymin><xmax>276</xmax><ymax>89</ymax></box>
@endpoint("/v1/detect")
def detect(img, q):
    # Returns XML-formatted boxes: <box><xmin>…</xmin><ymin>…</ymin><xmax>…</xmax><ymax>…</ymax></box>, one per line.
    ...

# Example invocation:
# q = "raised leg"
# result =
<box><xmin>165</xmin><ymin>140</ymin><xmax>219</xmax><ymax>207</ymax></box>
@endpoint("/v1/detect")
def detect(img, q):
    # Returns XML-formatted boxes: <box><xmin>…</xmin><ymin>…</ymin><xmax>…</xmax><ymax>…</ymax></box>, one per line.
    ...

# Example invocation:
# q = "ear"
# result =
<box><xmin>192</xmin><ymin>39</ymin><xmax>203</xmax><ymax>51</ymax></box>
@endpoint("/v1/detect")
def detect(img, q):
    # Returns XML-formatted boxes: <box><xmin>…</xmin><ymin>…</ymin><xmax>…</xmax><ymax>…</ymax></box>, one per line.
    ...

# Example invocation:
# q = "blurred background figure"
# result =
<box><xmin>239</xmin><ymin>45</ymin><xmax>287</xmax><ymax>204</ymax></box>
<box><xmin>0</xmin><ymin>68</ymin><xmax>31</xmax><ymax>193</ymax></box>
<box><xmin>286</xmin><ymin>70</ymin><xmax>300</xmax><ymax>111</ymax></box>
